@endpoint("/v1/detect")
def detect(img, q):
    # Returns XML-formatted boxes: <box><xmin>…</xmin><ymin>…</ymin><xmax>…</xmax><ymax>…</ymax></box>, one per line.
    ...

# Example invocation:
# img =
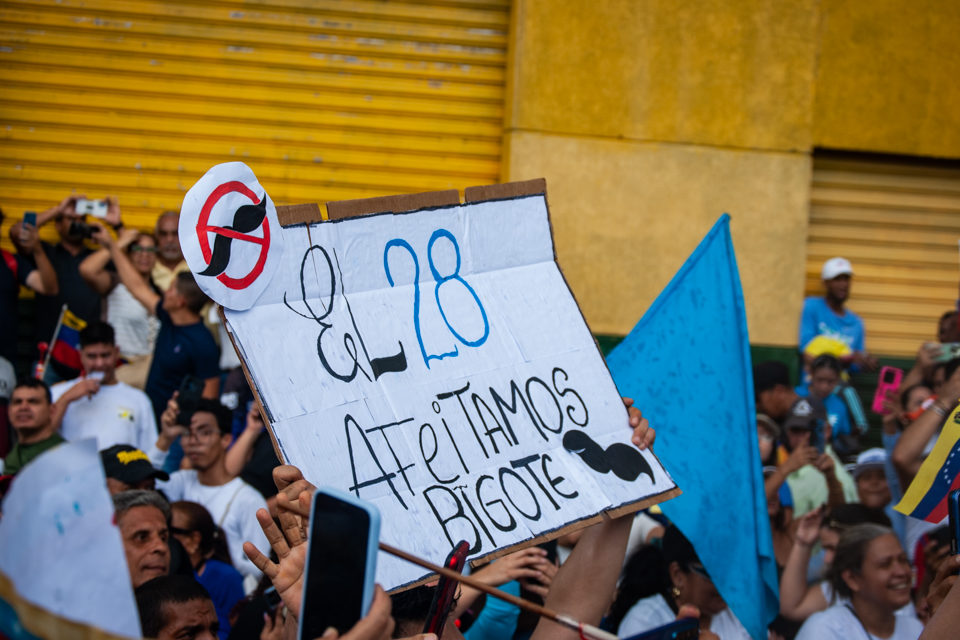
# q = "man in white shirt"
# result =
<box><xmin>52</xmin><ymin>321</ymin><xmax>175</xmax><ymax>468</ymax></box>
<box><xmin>155</xmin><ymin>395</ymin><xmax>269</xmax><ymax>589</ymax></box>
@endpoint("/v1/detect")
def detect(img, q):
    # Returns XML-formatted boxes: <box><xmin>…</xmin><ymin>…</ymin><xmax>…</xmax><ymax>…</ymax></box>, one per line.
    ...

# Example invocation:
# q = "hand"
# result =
<box><xmin>917</xmin><ymin>343</ymin><xmax>940</xmax><ymax>372</ymax></box>
<box><xmin>924</xmin><ymin>554</ymin><xmax>960</xmax><ymax>617</ymax></box>
<box><xmin>64</xmin><ymin>377</ymin><xmax>101</xmax><ymax>402</ymax></box>
<box><xmin>519</xmin><ymin>555</ymin><xmax>558</xmax><ymax>600</ymax></box>
<box><xmin>245</xmin><ymin>403</ymin><xmax>266</xmax><ymax>435</ymax></box>
<box><xmin>272</xmin><ymin>465</ymin><xmax>317</xmax><ymax>538</ymax></box>
<box><xmin>12</xmin><ymin>220</ymin><xmax>39</xmax><ymax>254</ymax></box>
<box><xmin>89</xmin><ymin>222</ymin><xmax>113</xmax><ymax>248</ymax></box>
<box><xmin>104</xmin><ymin>196</ymin><xmax>122</xmax><ymax>227</ymax></box>
<box><xmin>623</xmin><ymin>397</ymin><xmax>655</xmax><ymax>450</ymax></box>
<box><xmin>853</xmin><ymin>351</ymin><xmax>879</xmax><ymax>372</ymax></box>
<box><xmin>54</xmin><ymin>194</ymin><xmax>84</xmax><ymax>217</ymax></box>
<box><xmin>794</xmin><ymin>505</ymin><xmax>825</xmax><ymax>546</ymax></box>
<box><xmin>243</xmin><ymin>491</ymin><xmax>311</xmax><ymax>619</ymax></box>
<box><xmin>116</xmin><ymin>227</ymin><xmax>140</xmax><ymax>250</ymax></box>
<box><xmin>781</xmin><ymin>445</ymin><xmax>817</xmax><ymax>475</ymax></box>
<box><xmin>474</xmin><ymin>547</ymin><xmax>548</xmax><ymax>587</ymax></box>
<box><xmin>319</xmin><ymin>586</ymin><xmax>397</xmax><ymax>640</ymax></box>
<box><xmin>260</xmin><ymin>607</ymin><xmax>284</xmax><ymax>640</ymax></box>
<box><xmin>814</xmin><ymin>452</ymin><xmax>835</xmax><ymax>475</ymax></box>
<box><xmin>940</xmin><ymin>367</ymin><xmax>960</xmax><ymax>408</ymax></box>
<box><xmin>923</xmin><ymin>538</ymin><xmax>952</xmax><ymax>576</ymax></box>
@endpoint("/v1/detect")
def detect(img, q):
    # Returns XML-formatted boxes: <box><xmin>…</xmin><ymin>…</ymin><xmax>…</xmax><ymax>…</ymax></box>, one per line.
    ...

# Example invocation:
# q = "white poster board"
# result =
<box><xmin>0</xmin><ymin>440</ymin><xmax>141</xmax><ymax>638</ymax></box>
<box><xmin>182</xmin><ymin>165</ymin><xmax>678</xmax><ymax>590</ymax></box>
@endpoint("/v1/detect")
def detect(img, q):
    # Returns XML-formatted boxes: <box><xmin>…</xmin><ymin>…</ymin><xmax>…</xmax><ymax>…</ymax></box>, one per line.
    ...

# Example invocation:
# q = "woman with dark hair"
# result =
<box><xmin>609</xmin><ymin>525</ymin><xmax>748</xmax><ymax>639</ymax></box>
<box><xmin>81</xmin><ymin>225</ymin><xmax>161</xmax><ymax>388</ymax></box>
<box><xmin>795</xmin><ymin>524</ymin><xmax>922</xmax><ymax>640</ymax></box>
<box><xmin>171</xmin><ymin>500</ymin><xmax>244</xmax><ymax>640</ymax></box>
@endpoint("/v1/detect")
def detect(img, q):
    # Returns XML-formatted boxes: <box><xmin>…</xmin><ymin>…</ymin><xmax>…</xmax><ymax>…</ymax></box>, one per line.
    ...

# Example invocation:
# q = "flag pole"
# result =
<box><xmin>39</xmin><ymin>303</ymin><xmax>67</xmax><ymax>379</ymax></box>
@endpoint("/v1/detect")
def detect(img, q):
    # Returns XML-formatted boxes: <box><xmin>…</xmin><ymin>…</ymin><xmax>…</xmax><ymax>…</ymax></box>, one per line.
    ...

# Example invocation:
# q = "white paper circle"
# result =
<box><xmin>179</xmin><ymin>162</ymin><xmax>284</xmax><ymax>310</ymax></box>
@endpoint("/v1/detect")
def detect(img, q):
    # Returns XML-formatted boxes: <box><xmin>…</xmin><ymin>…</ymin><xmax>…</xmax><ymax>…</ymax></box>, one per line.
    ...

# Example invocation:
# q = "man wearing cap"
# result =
<box><xmin>101</xmin><ymin>444</ymin><xmax>170</xmax><ymax>495</ymax></box>
<box><xmin>754</xmin><ymin>361</ymin><xmax>857</xmax><ymax>517</ymax></box>
<box><xmin>53</xmin><ymin>321</ymin><xmax>177</xmax><ymax>467</ymax></box>
<box><xmin>799</xmin><ymin>256</ymin><xmax>878</xmax><ymax>372</ymax></box>
<box><xmin>852</xmin><ymin>447</ymin><xmax>902</xmax><ymax>543</ymax></box>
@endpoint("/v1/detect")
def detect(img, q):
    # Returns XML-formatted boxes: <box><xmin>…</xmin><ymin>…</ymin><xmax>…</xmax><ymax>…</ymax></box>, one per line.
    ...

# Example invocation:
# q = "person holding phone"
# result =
<box><xmin>755</xmin><ymin>361</ymin><xmax>858</xmax><ymax>518</ymax></box>
<box><xmin>1</xmin><ymin>207</ymin><xmax>58</xmax><ymax>365</ymax></box>
<box><xmin>8</xmin><ymin>195</ymin><xmax>121</xmax><ymax>383</ymax></box>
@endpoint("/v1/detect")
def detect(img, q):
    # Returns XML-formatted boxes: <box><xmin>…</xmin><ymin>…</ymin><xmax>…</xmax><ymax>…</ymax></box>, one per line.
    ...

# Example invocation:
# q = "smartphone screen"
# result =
<box><xmin>300</xmin><ymin>490</ymin><xmax>378</xmax><ymax>639</ymax></box>
<box><xmin>22</xmin><ymin>211</ymin><xmax>37</xmax><ymax>228</ymax></box>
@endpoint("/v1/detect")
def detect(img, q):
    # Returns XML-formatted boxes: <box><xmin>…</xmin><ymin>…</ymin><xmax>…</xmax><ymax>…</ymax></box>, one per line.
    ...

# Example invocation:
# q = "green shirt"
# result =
<box><xmin>3</xmin><ymin>433</ymin><xmax>65</xmax><ymax>475</ymax></box>
<box><xmin>785</xmin><ymin>445</ymin><xmax>858</xmax><ymax>518</ymax></box>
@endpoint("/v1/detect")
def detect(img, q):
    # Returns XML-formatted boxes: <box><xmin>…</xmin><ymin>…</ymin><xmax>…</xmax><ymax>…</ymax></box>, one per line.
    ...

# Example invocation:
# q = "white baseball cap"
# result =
<box><xmin>853</xmin><ymin>447</ymin><xmax>886</xmax><ymax>479</ymax></box>
<box><xmin>821</xmin><ymin>257</ymin><xmax>853</xmax><ymax>281</ymax></box>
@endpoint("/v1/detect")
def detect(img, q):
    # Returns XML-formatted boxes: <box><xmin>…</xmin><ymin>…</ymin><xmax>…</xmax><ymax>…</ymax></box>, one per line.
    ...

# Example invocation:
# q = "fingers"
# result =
<box><xmin>339</xmin><ymin>586</ymin><xmax>395</xmax><ymax>640</ymax></box>
<box><xmin>932</xmin><ymin>554</ymin><xmax>960</xmax><ymax>585</ymax></box>
<box><xmin>257</xmin><ymin>507</ymin><xmax>292</xmax><ymax>559</ymax></box>
<box><xmin>676</xmin><ymin>603</ymin><xmax>700</xmax><ymax>619</ymax></box>
<box><xmin>274</xmin><ymin>464</ymin><xmax>307</xmax><ymax>492</ymax></box>
<box><xmin>243</xmin><ymin>540</ymin><xmax>278</xmax><ymax>581</ymax></box>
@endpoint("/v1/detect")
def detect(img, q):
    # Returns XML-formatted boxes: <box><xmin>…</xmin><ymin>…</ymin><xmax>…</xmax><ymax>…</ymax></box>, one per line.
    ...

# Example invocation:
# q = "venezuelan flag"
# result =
<box><xmin>49</xmin><ymin>308</ymin><xmax>86</xmax><ymax>372</ymax></box>
<box><xmin>894</xmin><ymin>403</ymin><xmax>960</xmax><ymax>523</ymax></box>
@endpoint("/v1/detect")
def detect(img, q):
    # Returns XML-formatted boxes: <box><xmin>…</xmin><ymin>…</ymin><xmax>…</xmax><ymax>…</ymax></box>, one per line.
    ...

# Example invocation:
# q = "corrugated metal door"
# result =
<box><xmin>0</xmin><ymin>0</ymin><xmax>509</xmax><ymax>247</ymax></box>
<box><xmin>806</xmin><ymin>154</ymin><xmax>960</xmax><ymax>356</ymax></box>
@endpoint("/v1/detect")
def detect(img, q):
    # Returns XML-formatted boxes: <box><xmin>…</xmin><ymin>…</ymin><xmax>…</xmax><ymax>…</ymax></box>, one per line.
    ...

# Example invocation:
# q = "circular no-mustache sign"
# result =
<box><xmin>179</xmin><ymin>162</ymin><xmax>284</xmax><ymax>310</ymax></box>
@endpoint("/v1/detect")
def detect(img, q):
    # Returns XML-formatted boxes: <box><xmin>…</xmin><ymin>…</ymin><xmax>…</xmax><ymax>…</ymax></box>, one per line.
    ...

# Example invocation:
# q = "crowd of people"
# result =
<box><xmin>1</xmin><ymin>197</ymin><xmax>959</xmax><ymax>640</ymax></box>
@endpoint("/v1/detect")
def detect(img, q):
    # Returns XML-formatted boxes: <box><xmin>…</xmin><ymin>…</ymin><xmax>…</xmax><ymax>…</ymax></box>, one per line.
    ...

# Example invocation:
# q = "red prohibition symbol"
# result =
<box><xmin>196</xmin><ymin>180</ymin><xmax>271</xmax><ymax>290</ymax></box>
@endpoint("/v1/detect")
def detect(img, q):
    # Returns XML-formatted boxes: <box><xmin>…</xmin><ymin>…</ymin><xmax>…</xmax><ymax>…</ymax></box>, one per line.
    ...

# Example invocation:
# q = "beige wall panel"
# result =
<box><xmin>508</xmin><ymin>0</ymin><xmax>817</xmax><ymax>152</ymax></box>
<box><xmin>814</xmin><ymin>0</ymin><xmax>960</xmax><ymax>158</ymax></box>
<box><xmin>506</xmin><ymin>131</ymin><xmax>811</xmax><ymax>345</ymax></box>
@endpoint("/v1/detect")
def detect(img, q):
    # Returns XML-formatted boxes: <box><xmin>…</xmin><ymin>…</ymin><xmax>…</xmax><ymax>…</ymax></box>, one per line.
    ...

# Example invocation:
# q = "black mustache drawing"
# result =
<box><xmin>562</xmin><ymin>429</ymin><xmax>654</xmax><ymax>483</ymax></box>
<box><xmin>199</xmin><ymin>196</ymin><xmax>268</xmax><ymax>277</ymax></box>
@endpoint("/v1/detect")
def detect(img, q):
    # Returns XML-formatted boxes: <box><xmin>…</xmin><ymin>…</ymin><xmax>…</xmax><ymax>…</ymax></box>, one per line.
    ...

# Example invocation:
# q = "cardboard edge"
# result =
<box><xmin>277</xmin><ymin>202</ymin><xmax>324</xmax><ymax>226</ymax></box>
<box><xmin>464</xmin><ymin>178</ymin><xmax>547</xmax><ymax>203</ymax></box>
<box><xmin>326</xmin><ymin>190</ymin><xmax>461</xmax><ymax>220</ymax></box>
<box><xmin>0</xmin><ymin>571</ymin><xmax>132</xmax><ymax>640</ymax></box>
<box><xmin>391</xmin><ymin>484</ymin><xmax>682</xmax><ymax>591</ymax></box>
<box><xmin>218</xmin><ymin>305</ymin><xmax>286</xmax><ymax>464</ymax></box>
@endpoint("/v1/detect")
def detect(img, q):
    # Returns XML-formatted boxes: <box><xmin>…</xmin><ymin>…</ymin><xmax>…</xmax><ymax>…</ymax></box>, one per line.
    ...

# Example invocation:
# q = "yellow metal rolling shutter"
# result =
<box><xmin>0</xmin><ymin>0</ymin><xmax>509</xmax><ymax>247</ymax></box>
<box><xmin>806</xmin><ymin>154</ymin><xmax>960</xmax><ymax>356</ymax></box>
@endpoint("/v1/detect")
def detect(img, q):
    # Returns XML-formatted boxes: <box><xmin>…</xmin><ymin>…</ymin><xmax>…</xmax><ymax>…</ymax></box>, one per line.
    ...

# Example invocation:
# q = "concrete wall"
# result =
<box><xmin>503</xmin><ymin>0</ymin><xmax>960</xmax><ymax>347</ymax></box>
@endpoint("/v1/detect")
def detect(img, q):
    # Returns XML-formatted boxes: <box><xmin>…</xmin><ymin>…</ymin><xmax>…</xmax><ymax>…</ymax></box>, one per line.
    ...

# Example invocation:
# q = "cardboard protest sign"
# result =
<box><xmin>181</xmin><ymin>164</ymin><xmax>679</xmax><ymax>589</ymax></box>
<box><xmin>0</xmin><ymin>440</ymin><xmax>141</xmax><ymax>639</ymax></box>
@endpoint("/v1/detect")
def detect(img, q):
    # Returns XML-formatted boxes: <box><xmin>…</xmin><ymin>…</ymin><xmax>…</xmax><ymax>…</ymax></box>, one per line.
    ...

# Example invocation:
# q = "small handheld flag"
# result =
<box><xmin>895</xmin><ymin>403</ymin><xmax>960</xmax><ymax>523</ymax></box>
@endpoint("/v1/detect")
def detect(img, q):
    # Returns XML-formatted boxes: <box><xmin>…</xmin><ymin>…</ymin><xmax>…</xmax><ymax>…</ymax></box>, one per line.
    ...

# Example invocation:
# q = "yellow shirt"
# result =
<box><xmin>151</xmin><ymin>260</ymin><xmax>189</xmax><ymax>292</ymax></box>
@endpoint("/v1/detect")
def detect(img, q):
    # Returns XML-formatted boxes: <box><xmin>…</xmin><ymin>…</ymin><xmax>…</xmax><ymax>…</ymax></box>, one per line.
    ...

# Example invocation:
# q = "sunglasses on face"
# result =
<box><xmin>129</xmin><ymin>246</ymin><xmax>157</xmax><ymax>253</ymax></box>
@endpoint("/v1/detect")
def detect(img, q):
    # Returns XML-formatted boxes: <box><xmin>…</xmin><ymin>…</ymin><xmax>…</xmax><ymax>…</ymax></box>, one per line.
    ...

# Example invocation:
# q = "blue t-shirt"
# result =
<box><xmin>144</xmin><ymin>301</ymin><xmax>220</xmax><ymax>421</ymax></box>
<box><xmin>795</xmin><ymin>386</ymin><xmax>853</xmax><ymax>437</ymax></box>
<box><xmin>195</xmin><ymin>558</ymin><xmax>244</xmax><ymax>640</ymax></box>
<box><xmin>798</xmin><ymin>297</ymin><xmax>865</xmax><ymax>354</ymax></box>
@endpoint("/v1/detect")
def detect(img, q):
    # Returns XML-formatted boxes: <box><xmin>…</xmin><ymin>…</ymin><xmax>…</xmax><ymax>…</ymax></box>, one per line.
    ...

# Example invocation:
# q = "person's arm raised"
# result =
<box><xmin>225</xmin><ymin>403</ymin><xmax>265</xmax><ymax>476</ymax></box>
<box><xmin>78</xmin><ymin>247</ymin><xmax>116</xmax><ymax>295</ymax></box>
<box><xmin>779</xmin><ymin>507</ymin><xmax>829</xmax><ymax>620</ymax></box>
<box><xmin>14</xmin><ymin>221</ymin><xmax>59</xmax><ymax>295</ymax></box>
<box><xmin>529</xmin><ymin>401</ymin><xmax>654</xmax><ymax>640</ymax></box>
<box><xmin>98</xmin><ymin>224</ymin><xmax>160</xmax><ymax>312</ymax></box>
<box><xmin>893</xmin><ymin>367</ymin><xmax>960</xmax><ymax>487</ymax></box>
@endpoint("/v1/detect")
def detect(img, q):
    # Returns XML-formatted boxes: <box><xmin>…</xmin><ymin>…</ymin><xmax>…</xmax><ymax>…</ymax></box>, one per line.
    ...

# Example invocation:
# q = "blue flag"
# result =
<box><xmin>606</xmin><ymin>215</ymin><xmax>778</xmax><ymax>640</ymax></box>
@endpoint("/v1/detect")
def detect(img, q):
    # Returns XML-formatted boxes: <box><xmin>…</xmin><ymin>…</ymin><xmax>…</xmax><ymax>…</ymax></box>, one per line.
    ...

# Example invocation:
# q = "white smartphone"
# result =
<box><xmin>75</xmin><ymin>198</ymin><xmax>108</xmax><ymax>219</ymax></box>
